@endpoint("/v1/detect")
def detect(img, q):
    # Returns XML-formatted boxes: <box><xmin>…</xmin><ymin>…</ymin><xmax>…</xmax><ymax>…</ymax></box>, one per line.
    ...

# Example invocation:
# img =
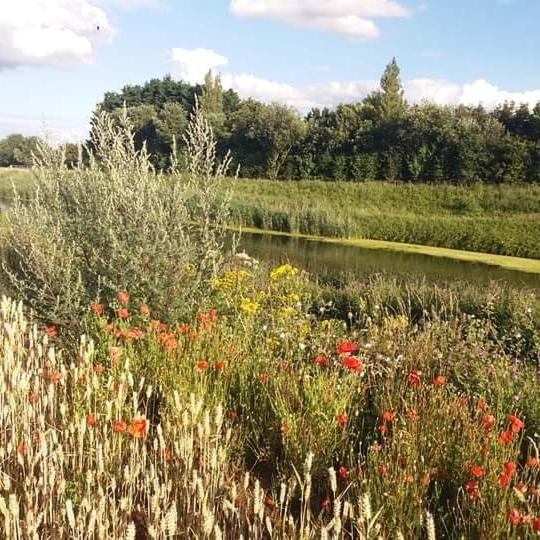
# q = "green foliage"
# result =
<box><xmin>0</xmin><ymin>134</ymin><xmax>40</xmax><ymax>167</ymax></box>
<box><xmin>1</xmin><ymin>105</ymin><xmax>233</xmax><ymax>325</ymax></box>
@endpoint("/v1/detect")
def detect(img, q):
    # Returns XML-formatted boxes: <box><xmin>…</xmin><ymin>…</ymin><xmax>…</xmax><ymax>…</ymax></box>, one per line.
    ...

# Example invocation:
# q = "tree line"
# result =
<box><xmin>2</xmin><ymin>59</ymin><xmax>540</xmax><ymax>183</ymax></box>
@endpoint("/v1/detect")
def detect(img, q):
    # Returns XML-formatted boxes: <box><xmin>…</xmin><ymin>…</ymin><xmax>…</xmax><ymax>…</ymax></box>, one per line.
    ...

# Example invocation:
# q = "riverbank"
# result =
<box><xmin>232</xmin><ymin>225</ymin><xmax>540</xmax><ymax>275</ymax></box>
<box><xmin>227</xmin><ymin>179</ymin><xmax>540</xmax><ymax>260</ymax></box>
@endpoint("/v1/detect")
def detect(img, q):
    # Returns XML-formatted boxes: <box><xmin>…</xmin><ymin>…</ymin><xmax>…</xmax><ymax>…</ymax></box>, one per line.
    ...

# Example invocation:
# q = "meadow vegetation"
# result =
<box><xmin>0</xmin><ymin>108</ymin><xmax>540</xmax><ymax>538</ymax></box>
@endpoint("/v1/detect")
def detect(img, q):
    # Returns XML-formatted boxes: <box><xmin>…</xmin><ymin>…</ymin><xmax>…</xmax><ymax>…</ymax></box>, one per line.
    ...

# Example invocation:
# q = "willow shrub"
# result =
<box><xmin>1</xmin><ymin>104</ymin><xmax>232</xmax><ymax>326</ymax></box>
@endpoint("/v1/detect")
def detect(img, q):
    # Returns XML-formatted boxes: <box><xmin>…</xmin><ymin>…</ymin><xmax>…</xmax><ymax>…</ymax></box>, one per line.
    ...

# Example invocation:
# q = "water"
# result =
<box><xmin>238</xmin><ymin>232</ymin><xmax>540</xmax><ymax>290</ymax></box>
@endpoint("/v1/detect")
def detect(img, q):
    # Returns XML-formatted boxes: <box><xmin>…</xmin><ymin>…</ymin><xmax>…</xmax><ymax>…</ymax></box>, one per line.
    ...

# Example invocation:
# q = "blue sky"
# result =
<box><xmin>1</xmin><ymin>0</ymin><xmax>539</xmax><ymax>140</ymax></box>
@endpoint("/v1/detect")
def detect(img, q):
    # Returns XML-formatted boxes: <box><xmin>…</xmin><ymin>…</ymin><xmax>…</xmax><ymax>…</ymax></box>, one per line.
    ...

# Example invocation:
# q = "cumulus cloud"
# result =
<box><xmin>229</xmin><ymin>0</ymin><xmax>410</xmax><ymax>39</ymax></box>
<box><xmin>169</xmin><ymin>48</ymin><xmax>229</xmax><ymax>84</ymax></box>
<box><xmin>0</xmin><ymin>0</ymin><xmax>117</xmax><ymax>69</ymax></box>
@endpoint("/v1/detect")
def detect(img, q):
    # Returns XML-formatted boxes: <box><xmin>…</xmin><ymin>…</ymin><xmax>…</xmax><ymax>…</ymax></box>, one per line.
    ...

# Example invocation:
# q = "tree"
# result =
<box><xmin>375</xmin><ymin>57</ymin><xmax>406</xmax><ymax>120</ymax></box>
<box><xmin>229</xmin><ymin>100</ymin><xmax>306</xmax><ymax>179</ymax></box>
<box><xmin>200</xmin><ymin>70</ymin><xmax>226</xmax><ymax>138</ymax></box>
<box><xmin>0</xmin><ymin>134</ymin><xmax>40</xmax><ymax>167</ymax></box>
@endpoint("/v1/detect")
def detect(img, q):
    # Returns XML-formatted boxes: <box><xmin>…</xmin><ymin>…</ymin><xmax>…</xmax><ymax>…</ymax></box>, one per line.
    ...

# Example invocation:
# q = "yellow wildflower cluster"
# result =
<box><xmin>270</xmin><ymin>264</ymin><xmax>299</xmax><ymax>282</ymax></box>
<box><xmin>212</xmin><ymin>270</ymin><xmax>253</xmax><ymax>292</ymax></box>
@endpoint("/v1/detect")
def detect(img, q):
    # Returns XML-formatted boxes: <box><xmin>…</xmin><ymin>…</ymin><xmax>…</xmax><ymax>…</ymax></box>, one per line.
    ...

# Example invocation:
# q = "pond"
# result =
<box><xmin>238</xmin><ymin>231</ymin><xmax>540</xmax><ymax>290</ymax></box>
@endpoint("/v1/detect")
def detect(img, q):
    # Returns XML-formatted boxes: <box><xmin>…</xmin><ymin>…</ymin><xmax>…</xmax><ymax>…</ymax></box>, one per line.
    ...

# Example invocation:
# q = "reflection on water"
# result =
<box><xmin>238</xmin><ymin>232</ymin><xmax>540</xmax><ymax>290</ymax></box>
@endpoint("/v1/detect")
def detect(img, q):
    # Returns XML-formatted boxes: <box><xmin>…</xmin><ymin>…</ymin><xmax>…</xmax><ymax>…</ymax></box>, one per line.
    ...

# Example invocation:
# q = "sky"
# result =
<box><xmin>1</xmin><ymin>0</ymin><xmax>540</xmax><ymax>140</ymax></box>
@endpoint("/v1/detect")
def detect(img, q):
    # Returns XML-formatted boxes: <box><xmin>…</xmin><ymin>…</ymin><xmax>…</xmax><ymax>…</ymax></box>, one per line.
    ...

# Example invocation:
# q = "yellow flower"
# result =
<box><xmin>270</xmin><ymin>264</ymin><xmax>299</xmax><ymax>281</ymax></box>
<box><xmin>240</xmin><ymin>298</ymin><xmax>260</xmax><ymax>315</ymax></box>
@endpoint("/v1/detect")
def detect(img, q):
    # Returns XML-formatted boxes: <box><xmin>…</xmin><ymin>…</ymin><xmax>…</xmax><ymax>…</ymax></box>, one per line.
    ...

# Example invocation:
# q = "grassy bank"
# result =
<box><xmin>4</xmin><ymin>169</ymin><xmax>540</xmax><ymax>260</ymax></box>
<box><xmin>226</xmin><ymin>179</ymin><xmax>540</xmax><ymax>259</ymax></box>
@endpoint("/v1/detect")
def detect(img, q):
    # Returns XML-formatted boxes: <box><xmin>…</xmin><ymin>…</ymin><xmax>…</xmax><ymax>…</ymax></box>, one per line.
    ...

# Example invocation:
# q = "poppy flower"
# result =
<box><xmin>470</xmin><ymin>465</ymin><xmax>485</xmax><ymax>478</ymax></box>
<box><xmin>28</xmin><ymin>391</ymin><xmax>38</xmax><ymax>403</ymax></box>
<box><xmin>433</xmin><ymin>375</ymin><xmax>446</xmax><ymax>386</ymax></box>
<box><xmin>421</xmin><ymin>474</ymin><xmax>431</xmax><ymax>486</ymax></box>
<box><xmin>228</xmin><ymin>410</ymin><xmax>238</xmax><ymax>418</ymax></box>
<box><xmin>177</xmin><ymin>323</ymin><xmax>191</xmax><ymax>335</ymax></box>
<box><xmin>117</xmin><ymin>291</ymin><xmax>130</xmax><ymax>305</ymax></box>
<box><xmin>407</xmin><ymin>409</ymin><xmax>419</xmax><ymax>421</ymax></box>
<box><xmin>45</xmin><ymin>326</ymin><xmax>57</xmax><ymax>337</ymax></box>
<box><xmin>382</xmin><ymin>411</ymin><xmax>396</xmax><ymax>422</ymax></box>
<box><xmin>94</xmin><ymin>364</ymin><xmax>105</xmax><ymax>375</ymax></box>
<box><xmin>259</xmin><ymin>373</ymin><xmax>270</xmax><ymax>383</ymax></box>
<box><xmin>118</xmin><ymin>308</ymin><xmax>129</xmax><ymax>319</ymax></box>
<box><xmin>508</xmin><ymin>415</ymin><xmax>525</xmax><ymax>433</ymax></box>
<box><xmin>407</xmin><ymin>369</ymin><xmax>421</xmax><ymax>386</ymax></box>
<box><xmin>336</xmin><ymin>414</ymin><xmax>348</xmax><ymax>427</ymax></box>
<box><xmin>503</xmin><ymin>461</ymin><xmax>517</xmax><ymax>476</ymax></box>
<box><xmin>321</xmin><ymin>496</ymin><xmax>331</xmax><ymax>510</ymax></box>
<box><xmin>516</xmin><ymin>483</ymin><xmax>528</xmax><ymax>494</ymax></box>
<box><xmin>377</xmin><ymin>424</ymin><xmax>387</xmax><ymax>433</ymax></box>
<box><xmin>281</xmin><ymin>423</ymin><xmax>290</xmax><ymax>434</ymax></box>
<box><xmin>214</xmin><ymin>361</ymin><xmax>224</xmax><ymax>370</ymax></box>
<box><xmin>498</xmin><ymin>430</ymin><xmax>513</xmax><ymax>444</ymax></box>
<box><xmin>498</xmin><ymin>473</ymin><xmax>510</xmax><ymax>487</ymax></box>
<box><xmin>17</xmin><ymin>442</ymin><xmax>27</xmax><ymax>455</ymax></box>
<box><xmin>197</xmin><ymin>360</ymin><xmax>208</xmax><ymax>370</ymax></box>
<box><xmin>113</xmin><ymin>420</ymin><xmax>127</xmax><ymax>433</ymax></box>
<box><xmin>527</xmin><ymin>457</ymin><xmax>538</xmax><ymax>468</ymax></box>
<box><xmin>477</xmin><ymin>399</ymin><xmax>489</xmax><ymax>411</ymax></box>
<box><xmin>337</xmin><ymin>341</ymin><xmax>358</xmax><ymax>355</ymax></box>
<box><xmin>91</xmin><ymin>303</ymin><xmax>104</xmax><ymax>315</ymax></box>
<box><xmin>533</xmin><ymin>518</ymin><xmax>540</xmax><ymax>532</ymax></box>
<box><xmin>342</xmin><ymin>357</ymin><xmax>363</xmax><ymax>373</ymax></box>
<box><xmin>314</xmin><ymin>355</ymin><xmax>327</xmax><ymax>366</ymax></box>
<box><xmin>465</xmin><ymin>480</ymin><xmax>480</xmax><ymax>499</ymax></box>
<box><xmin>128</xmin><ymin>418</ymin><xmax>147</xmax><ymax>438</ymax></box>
<box><xmin>378</xmin><ymin>466</ymin><xmax>388</xmax><ymax>476</ymax></box>
<box><xmin>49</xmin><ymin>371</ymin><xmax>62</xmax><ymax>384</ymax></box>
<box><xmin>139</xmin><ymin>305</ymin><xmax>150</xmax><ymax>317</ymax></box>
<box><xmin>86</xmin><ymin>415</ymin><xmax>96</xmax><ymax>427</ymax></box>
<box><xmin>481</xmin><ymin>414</ymin><xmax>495</xmax><ymax>431</ymax></box>
<box><xmin>338</xmin><ymin>466</ymin><xmax>348</xmax><ymax>479</ymax></box>
<box><xmin>507</xmin><ymin>508</ymin><xmax>522</xmax><ymax>526</ymax></box>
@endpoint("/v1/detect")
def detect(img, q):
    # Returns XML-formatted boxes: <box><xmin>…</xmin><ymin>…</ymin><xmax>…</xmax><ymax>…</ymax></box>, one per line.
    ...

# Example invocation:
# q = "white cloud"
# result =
<box><xmin>0</xmin><ymin>113</ymin><xmax>90</xmax><ymax>143</ymax></box>
<box><xmin>229</xmin><ymin>0</ymin><xmax>410</xmax><ymax>39</ymax></box>
<box><xmin>169</xmin><ymin>48</ymin><xmax>229</xmax><ymax>84</ymax></box>
<box><xmin>0</xmin><ymin>0</ymin><xmax>117</xmax><ymax>69</ymax></box>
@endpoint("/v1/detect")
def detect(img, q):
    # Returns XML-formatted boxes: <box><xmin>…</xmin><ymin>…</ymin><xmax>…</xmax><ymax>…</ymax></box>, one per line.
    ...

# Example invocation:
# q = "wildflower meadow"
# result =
<box><xmin>0</xmin><ymin>107</ymin><xmax>539</xmax><ymax>539</ymax></box>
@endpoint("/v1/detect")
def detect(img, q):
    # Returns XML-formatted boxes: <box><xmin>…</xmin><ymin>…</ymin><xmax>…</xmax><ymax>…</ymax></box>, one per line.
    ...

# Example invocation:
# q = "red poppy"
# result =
<box><xmin>128</xmin><ymin>418</ymin><xmax>147</xmax><ymax>438</ymax></box>
<box><xmin>113</xmin><ymin>420</ymin><xmax>127</xmax><ymax>433</ymax></box>
<box><xmin>117</xmin><ymin>291</ymin><xmax>130</xmax><ymax>304</ymax></box>
<box><xmin>215</xmin><ymin>361</ymin><xmax>224</xmax><ymax>370</ymax></box>
<box><xmin>421</xmin><ymin>474</ymin><xmax>431</xmax><ymax>486</ymax></box>
<box><xmin>433</xmin><ymin>375</ymin><xmax>446</xmax><ymax>386</ymax></box>
<box><xmin>382</xmin><ymin>411</ymin><xmax>396</xmax><ymax>422</ymax></box>
<box><xmin>17</xmin><ymin>442</ymin><xmax>27</xmax><ymax>455</ymax></box>
<box><xmin>321</xmin><ymin>496</ymin><xmax>331</xmax><ymax>509</ymax></box>
<box><xmin>507</xmin><ymin>508</ymin><xmax>522</xmax><ymax>526</ymax></box>
<box><xmin>281</xmin><ymin>423</ymin><xmax>290</xmax><ymax>434</ymax></box>
<box><xmin>470</xmin><ymin>465</ymin><xmax>485</xmax><ymax>478</ymax></box>
<box><xmin>86</xmin><ymin>415</ymin><xmax>96</xmax><ymax>427</ymax></box>
<box><xmin>28</xmin><ymin>391</ymin><xmax>38</xmax><ymax>403</ymax></box>
<box><xmin>337</xmin><ymin>341</ymin><xmax>358</xmax><ymax>355</ymax></box>
<box><xmin>228</xmin><ymin>410</ymin><xmax>238</xmax><ymax>418</ymax></box>
<box><xmin>91</xmin><ymin>303</ymin><xmax>104</xmax><ymax>315</ymax></box>
<box><xmin>498</xmin><ymin>430</ymin><xmax>513</xmax><ymax>444</ymax></box>
<box><xmin>508</xmin><ymin>415</ymin><xmax>525</xmax><ymax>433</ymax></box>
<box><xmin>94</xmin><ymin>364</ymin><xmax>105</xmax><ymax>375</ymax></box>
<box><xmin>378</xmin><ymin>466</ymin><xmax>388</xmax><ymax>476</ymax></box>
<box><xmin>118</xmin><ymin>308</ymin><xmax>129</xmax><ymax>319</ymax></box>
<box><xmin>481</xmin><ymin>414</ymin><xmax>495</xmax><ymax>431</ymax></box>
<box><xmin>498</xmin><ymin>473</ymin><xmax>510</xmax><ymax>487</ymax></box>
<box><xmin>342</xmin><ymin>357</ymin><xmax>364</xmax><ymax>373</ymax></box>
<box><xmin>377</xmin><ymin>424</ymin><xmax>387</xmax><ymax>433</ymax></box>
<box><xmin>259</xmin><ymin>373</ymin><xmax>270</xmax><ymax>383</ymax></box>
<box><xmin>45</xmin><ymin>326</ymin><xmax>57</xmax><ymax>337</ymax></box>
<box><xmin>533</xmin><ymin>518</ymin><xmax>540</xmax><ymax>533</ymax></box>
<box><xmin>477</xmin><ymin>399</ymin><xmax>489</xmax><ymax>411</ymax></box>
<box><xmin>407</xmin><ymin>369</ymin><xmax>421</xmax><ymax>386</ymax></box>
<box><xmin>49</xmin><ymin>371</ymin><xmax>62</xmax><ymax>384</ymax></box>
<box><xmin>177</xmin><ymin>323</ymin><xmax>191</xmax><ymax>335</ymax></box>
<box><xmin>336</xmin><ymin>414</ymin><xmax>348</xmax><ymax>427</ymax></box>
<box><xmin>197</xmin><ymin>360</ymin><xmax>208</xmax><ymax>370</ymax></box>
<box><xmin>139</xmin><ymin>305</ymin><xmax>150</xmax><ymax>317</ymax></box>
<box><xmin>314</xmin><ymin>355</ymin><xmax>327</xmax><ymax>366</ymax></box>
<box><xmin>503</xmin><ymin>461</ymin><xmax>517</xmax><ymax>476</ymax></box>
<box><xmin>407</xmin><ymin>409</ymin><xmax>419</xmax><ymax>421</ymax></box>
<box><xmin>516</xmin><ymin>483</ymin><xmax>528</xmax><ymax>494</ymax></box>
<box><xmin>465</xmin><ymin>480</ymin><xmax>480</xmax><ymax>499</ymax></box>
<box><xmin>527</xmin><ymin>457</ymin><xmax>538</xmax><ymax>468</ymax></box>
<box><xmin>338</xmin><ymin>466</ymin><xmax>348</xmax><ymax>479</ymax></box>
